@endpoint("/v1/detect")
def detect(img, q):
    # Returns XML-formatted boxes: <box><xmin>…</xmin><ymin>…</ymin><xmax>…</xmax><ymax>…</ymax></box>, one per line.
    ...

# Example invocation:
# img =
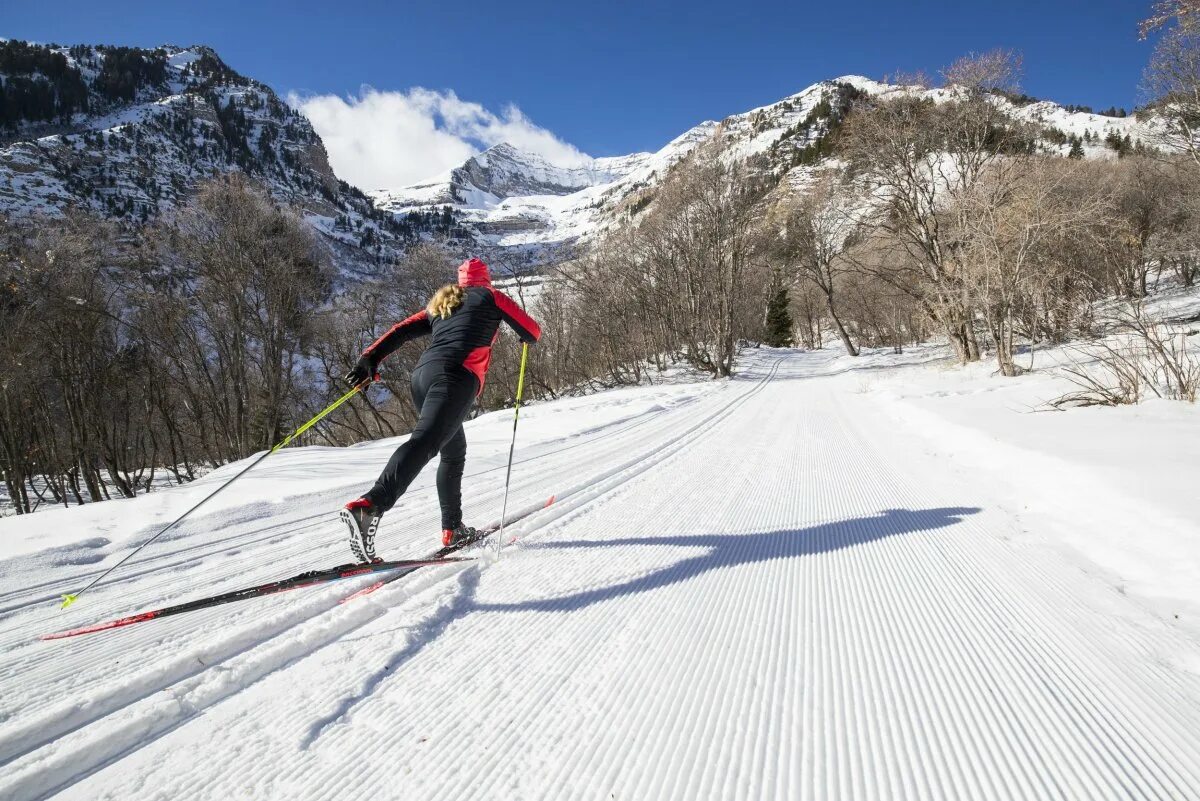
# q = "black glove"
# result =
<box><xmin>344</xmin><ymin>358</ymin><xmax>377</xmax><ymax>388</ymax></box>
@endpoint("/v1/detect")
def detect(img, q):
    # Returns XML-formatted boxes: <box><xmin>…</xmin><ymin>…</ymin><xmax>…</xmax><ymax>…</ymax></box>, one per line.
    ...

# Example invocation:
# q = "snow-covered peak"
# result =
<box><xmin>164</xmin><ymin>47</ymin><xmax>205</xmax><ymax>71</ymax></box>
<box><xmin>458</xmin><ymin>142</ymin><xmax>632</xmax><ymax>199</ymax></box>
<box><xmin>0</xmin><ymin>39</ymin><xmax>424</xmax><ymax>273</ymax></box>
<box><xmin>374</xmin><ymin>72</ymin><xmax>1173</xmax><ymax>259</ymax></box>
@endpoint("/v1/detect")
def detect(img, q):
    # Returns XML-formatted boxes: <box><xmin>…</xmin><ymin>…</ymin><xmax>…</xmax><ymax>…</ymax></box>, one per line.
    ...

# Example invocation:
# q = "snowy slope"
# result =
<box><xmin>371</xmin><ymin>124</ymin><xmax>718</xmax><ymax>251</ymax></box>
<box><xmin>372</xmin><ymin>76</ymin><xmax>1164</xmax><ymax>254</ymax></box>
<box><xmin>835</xmin><ymin>75</ymin><xmax>1157</xmax><ymax>160</ymax></box>
<box><xmin>2</xmin><ymin>349</ymin><xmax>1200</xmax><ymax>800</ymax></box>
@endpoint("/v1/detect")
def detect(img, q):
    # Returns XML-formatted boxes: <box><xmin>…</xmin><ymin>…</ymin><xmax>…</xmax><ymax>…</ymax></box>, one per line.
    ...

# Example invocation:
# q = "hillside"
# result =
<box><xmin>372</xmin><ymin>75</ymin><xmax>1159</xmax><ymax>254</ymax></box>
<box><xmin>0</xmin><ymin>41</ymin><xmax>1167</xmax><ymax>265</ymax></box>
<box><xmin>0</xmin><ymin>40</ymin><xmax>463</xmax><ymax>272</ymax></box>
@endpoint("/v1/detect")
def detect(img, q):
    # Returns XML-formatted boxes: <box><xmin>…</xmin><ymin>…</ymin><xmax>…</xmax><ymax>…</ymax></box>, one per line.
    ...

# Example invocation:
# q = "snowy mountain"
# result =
<box><xmin>0</xmin><ymin>40</ymin><xmax>456</xmax><ymax>271</ymax></box>
<box><xmin>373</xmin><ymin>75</ymin><xmax>1160</xmax><ymax>255</ymax></box>
<box><xmin>2</xmin><ymin>41</ymin><xmax>1161</xmax><ymax>266</ymax></box>
<box><xmin>371</xmin><ymin>125</ymin><xmax>717</xmax><ymax>255</ymax></box>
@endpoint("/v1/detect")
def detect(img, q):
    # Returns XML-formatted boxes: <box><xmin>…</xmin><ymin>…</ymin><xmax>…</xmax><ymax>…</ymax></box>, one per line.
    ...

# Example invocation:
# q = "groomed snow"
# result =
<box><xmin>1</xmin><ymin>348</ymin><xmax>1199</xmax><ymax>800</ymax></box>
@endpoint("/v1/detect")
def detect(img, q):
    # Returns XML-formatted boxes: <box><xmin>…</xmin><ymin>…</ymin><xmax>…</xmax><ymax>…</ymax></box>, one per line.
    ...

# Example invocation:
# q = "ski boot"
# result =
<box><xmin>341</xmin><ymin>497</ymin><xmax>382</xmax><ymax>563</ymax></box>
<box><xmin>442</xmin><ymin>523</ymin><xmax>482</xmax><ymax>548</ymax></box>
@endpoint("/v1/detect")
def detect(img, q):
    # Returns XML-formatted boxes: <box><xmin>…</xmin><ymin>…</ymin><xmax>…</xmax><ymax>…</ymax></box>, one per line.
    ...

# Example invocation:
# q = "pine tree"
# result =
<box><xmin>764</xmin><ymin>280</ymin><xmax>794</xmax><ymax>348</ymax></box>
<box><xmin>1068</xmin><ymin>138</ymin><xmax>1085</xmax><ymax>159</ymax></box>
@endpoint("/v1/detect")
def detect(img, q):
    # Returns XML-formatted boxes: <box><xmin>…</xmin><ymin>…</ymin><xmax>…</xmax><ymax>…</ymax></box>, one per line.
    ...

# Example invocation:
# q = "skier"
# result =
<box><xmin>340</xmin><ymin>257</ymin><xmax>541</xmax><ymax>562</ymax></box>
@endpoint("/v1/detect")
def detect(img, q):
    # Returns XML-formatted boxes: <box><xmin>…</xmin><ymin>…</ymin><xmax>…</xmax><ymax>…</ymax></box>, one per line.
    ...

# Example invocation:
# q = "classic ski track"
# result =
<box><xmin>294</xmin><ymin>358</ymin><xmax>787</xmax><ymax>736</ymax></box>
<box><xmin>119</xmin><ymin>352</ymin><xmax>1200</xmax><ymax>801</ymax></box>
<box><xmin>0</xmin><ymin>386</ymin><xmax>705</xmax><ymax>617</ymax></box>
<box><xmin>0</xmin><ymin>373</ymin><xmax>731</xmax><ymax>673</ymax></box>
<box><xmin>275</xmin><ymin>365</ymin><xmax>1200</xmax><ymax>801</ymax></box>
<box><xmin>0</xmin><ymin>361</ymin><xmax>782</xmax><ymax>800</ymax></box>
<box><xmin>8</xmin><ymin>351</ymin><xmax>1200</xmax><ymax>800</ymax></box>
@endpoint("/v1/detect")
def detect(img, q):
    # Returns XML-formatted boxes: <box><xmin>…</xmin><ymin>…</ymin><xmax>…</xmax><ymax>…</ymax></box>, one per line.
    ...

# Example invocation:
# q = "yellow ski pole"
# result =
<box><xmin>495</xmin><ymin>343</ymin><xmax>530</xmax><ymax>558</ymax></box>
<box><xmin>59</xmin><ymin>380</ymin><xmax>371</xmax><ymax>610</ymax></box>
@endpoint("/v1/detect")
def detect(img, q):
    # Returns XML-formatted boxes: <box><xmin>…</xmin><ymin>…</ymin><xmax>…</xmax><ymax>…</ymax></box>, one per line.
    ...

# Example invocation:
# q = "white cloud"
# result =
<box><xmin>288</xmin><ymin>86</ymin><xmax>590</xmax><ymax>191</ymax></box>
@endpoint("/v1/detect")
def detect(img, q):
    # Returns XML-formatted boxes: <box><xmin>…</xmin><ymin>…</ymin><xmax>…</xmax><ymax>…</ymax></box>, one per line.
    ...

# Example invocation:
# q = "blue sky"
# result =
<box><xmin>3</xmin><ymin>0</ymin><xmax>1164</xmax><ymax>186</ymax></box>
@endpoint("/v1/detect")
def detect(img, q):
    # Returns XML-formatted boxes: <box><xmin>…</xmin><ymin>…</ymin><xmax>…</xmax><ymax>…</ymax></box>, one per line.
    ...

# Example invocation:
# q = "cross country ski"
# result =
<box><xmin>41</xmin><ymin>493</ymin><xmax>557</xmax><ymax>640</ymax></box>
<box><xmin>40</xmin><ymin>557</ymin><xmax>467</xmax><ymax>640</ymax></box>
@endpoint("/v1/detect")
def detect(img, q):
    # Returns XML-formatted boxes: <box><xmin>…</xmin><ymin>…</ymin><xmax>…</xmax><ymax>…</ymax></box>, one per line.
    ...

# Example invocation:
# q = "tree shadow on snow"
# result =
<box><xmin>479</xmin><ymin>506</ymin><xmax>981</xmax><ymax>616</ymax></box>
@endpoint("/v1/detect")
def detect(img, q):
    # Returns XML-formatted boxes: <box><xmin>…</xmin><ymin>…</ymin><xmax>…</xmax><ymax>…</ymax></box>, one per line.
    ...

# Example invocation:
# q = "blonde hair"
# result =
<box><xmin>427</xmin><ymin>283</ymin><xmax>465</xmax><ymax>319</ymax></box>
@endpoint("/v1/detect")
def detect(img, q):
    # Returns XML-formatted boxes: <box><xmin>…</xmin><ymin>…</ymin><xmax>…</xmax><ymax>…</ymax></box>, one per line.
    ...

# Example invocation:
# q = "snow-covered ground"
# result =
<box><xmin>1</xmin><ymin>347</ymin><xmax>1199</xmax><ymax>800</ymax></box>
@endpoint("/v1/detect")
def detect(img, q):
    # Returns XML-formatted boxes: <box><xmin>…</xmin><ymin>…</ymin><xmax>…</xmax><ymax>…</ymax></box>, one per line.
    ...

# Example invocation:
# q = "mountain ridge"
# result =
<box><xmin>0</xmin><ymin>40</ymin><xmax>458</xmax><ymax>273</ymax></box>
<box><xmin>0</xmin><ymin>40</ymin><xmax>1165</xmax><ymax>266</ymax></box>
<box><xmin>369</xmin><ymin>74</ymin><xmax>1157</xmax><ymax>256</ymax></box>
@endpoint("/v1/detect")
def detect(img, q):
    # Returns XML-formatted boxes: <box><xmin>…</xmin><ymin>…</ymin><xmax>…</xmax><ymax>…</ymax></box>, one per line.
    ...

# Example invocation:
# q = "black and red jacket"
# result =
<box><xmin>361</xmin><ymin>258</ymin><xmax>541</xmax><ymax>393</ymax></box>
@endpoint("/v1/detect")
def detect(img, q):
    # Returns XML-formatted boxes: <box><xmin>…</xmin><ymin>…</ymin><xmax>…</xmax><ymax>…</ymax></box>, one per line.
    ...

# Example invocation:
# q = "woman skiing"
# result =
<box><xmin>340</xmin><ymin>257</ymin><xmax>541</xmax><ymax>562</ymax></box>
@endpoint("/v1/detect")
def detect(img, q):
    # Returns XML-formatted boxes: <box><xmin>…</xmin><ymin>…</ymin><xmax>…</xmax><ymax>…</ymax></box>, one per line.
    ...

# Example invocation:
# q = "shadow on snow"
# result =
<box><xmin>303</xmin><ymin>506</ymin><xmax>980</xmax><ymax>746</ymax></box>
<box><xmin>479</xmin><ymin>506</ymin><xmax>981</xmax><ymax>615</ymax></box>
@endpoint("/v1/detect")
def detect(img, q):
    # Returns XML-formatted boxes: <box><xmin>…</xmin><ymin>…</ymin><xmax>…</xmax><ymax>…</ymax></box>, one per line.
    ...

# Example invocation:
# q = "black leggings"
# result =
<box><xmin>365</xmin><ymin>361</ymin><xmax>478</xmax><ymax>528</ymax></box>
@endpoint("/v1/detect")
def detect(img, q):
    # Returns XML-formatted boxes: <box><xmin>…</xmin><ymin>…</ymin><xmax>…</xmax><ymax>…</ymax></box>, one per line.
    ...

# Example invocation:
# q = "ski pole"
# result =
<box><xmin>59</xmin><ymin>380</ymin><xmax>371</xmax><ymax>610</ymax></box>
<box><xmin>495</xmin><ymin>343</ymin><xmax>530</xmax><ymax>557</ymax></box>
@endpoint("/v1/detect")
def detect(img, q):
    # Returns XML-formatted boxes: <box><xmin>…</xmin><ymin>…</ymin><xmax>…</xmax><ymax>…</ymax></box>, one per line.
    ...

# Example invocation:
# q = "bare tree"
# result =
<box><xmin>942</xmin><ymin>49</ymin><xmax>1024</xmax><ymax>94</ymax></box>
<box><xmin>961</xmin><ymin>159</ymin><xmax>1107</xmax><ymax>376</ymax></box>
<box><xmin>604</xmin><ymin>139</ymin><xmax>768</xmax><ymax>376</ymax></box>
<box><xmin>788</xmin><ymin>281</ymin><xmax>826</xmax><ymax>350</ymax></box>
<box><xmin>0</xmin><ymin>212</ymin><xmax>159</xmax><ymax>510</ymax></box>
<box><xmin>775</xmin><ymin>173</ymin><xmax>862</xmax><ymax>355</ymax></box>
<box><xmin>146</xmin><ymin>175</ymin><xmax>332</xmax><ymax>461</ymax></box>
<box><xmin>1143</xmin><ymin>26</ymin><xmax>1200</xmax><ymax>170</ymax></box>
<box><xmin>1140</xmin><ymin>0</ymin><xmax>1200</xmax><ymax>37</ymax></box>
<box><xmin>842</xmin><ymin>50</ymin><xmax>1034</xmax><ymax>364</ymax></box>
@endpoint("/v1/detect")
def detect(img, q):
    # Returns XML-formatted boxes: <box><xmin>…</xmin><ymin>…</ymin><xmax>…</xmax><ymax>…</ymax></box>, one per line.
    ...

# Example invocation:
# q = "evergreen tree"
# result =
<box><xmin>1068</xmin><ymin>138</ymin><xmax>1085</xmax><ymax>159</ymax></box>
<box><xmin>1104</xmin><ymin>130</ymin><xmax>1131</xmax><ymax>155</ymax></box>
<box><xmin>764</xmin><ymin>279</ymin><xmax>794</xmax><ymax>347</ymax></box>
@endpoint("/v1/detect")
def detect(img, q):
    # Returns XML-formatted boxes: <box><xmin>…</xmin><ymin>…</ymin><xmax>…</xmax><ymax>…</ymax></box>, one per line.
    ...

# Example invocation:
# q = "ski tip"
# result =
<box><xmin>59</xmin><ymin>594</ymin><xmax>78</xmax><ymax>610</ymax></box>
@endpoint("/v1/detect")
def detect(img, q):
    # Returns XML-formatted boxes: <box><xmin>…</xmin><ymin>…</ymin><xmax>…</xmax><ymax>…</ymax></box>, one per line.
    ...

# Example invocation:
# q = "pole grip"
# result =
<box><xmin>514</xmin><ymin>343</ymin><xmax>530</xmax><ymax>409</ymax></box>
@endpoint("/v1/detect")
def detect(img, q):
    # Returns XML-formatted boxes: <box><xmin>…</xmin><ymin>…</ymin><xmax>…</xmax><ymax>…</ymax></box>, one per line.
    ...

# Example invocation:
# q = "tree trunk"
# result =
<box><xmin>826</xmin><ymin>295</ymin><xmax>859</xmax><ymax>356</ymax></box>
<box><xmin>5</xmin><ymin>473</ymin><xmax>28</xmax><ymax>514</ymax></box>
<box><xmin>965</xmin><ymin>320</ymin><xmax>982</xmax><ymax>361</ymax></box>
<box><xmin>989</xmin><ymin>314</ymin><xmax>1018</xmax><ymax>377</ymax></box>
<box><xmin>1177</xmin><ymin>258</ymin><xmax>1196</xmax><ymax>288</ymax></box>
<box><xmin>947</xmin><ymin>325</ymin><xmax>971</xmax><ymax>363</ymax></box>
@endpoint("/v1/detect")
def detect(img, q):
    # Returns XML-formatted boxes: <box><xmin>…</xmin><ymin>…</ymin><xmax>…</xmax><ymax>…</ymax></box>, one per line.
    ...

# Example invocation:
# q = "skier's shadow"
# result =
<box><xmin>302</xmin><ymin>507</ymin><xmax>979</xmax><ymax>748</ymax></box>
<box><xmin>479</xmin><ymin>506</ymin><xmax>981</xmax><ymax>615</ymax></box>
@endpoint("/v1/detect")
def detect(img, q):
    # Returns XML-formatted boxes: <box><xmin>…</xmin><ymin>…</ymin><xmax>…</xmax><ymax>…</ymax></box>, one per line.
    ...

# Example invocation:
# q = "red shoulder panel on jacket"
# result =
<box><xmin>490</xmin><ymin>289</ymin><xmax>541</xmax><ymax>342</ymax></box>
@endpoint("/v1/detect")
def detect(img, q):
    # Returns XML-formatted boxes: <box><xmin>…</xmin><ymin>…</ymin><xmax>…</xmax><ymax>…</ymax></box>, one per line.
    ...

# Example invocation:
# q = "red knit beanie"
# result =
<box><xmin>457</xmin><ymin>258</ymin><xmax>492</xmax><ymax>287</ymax></box>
